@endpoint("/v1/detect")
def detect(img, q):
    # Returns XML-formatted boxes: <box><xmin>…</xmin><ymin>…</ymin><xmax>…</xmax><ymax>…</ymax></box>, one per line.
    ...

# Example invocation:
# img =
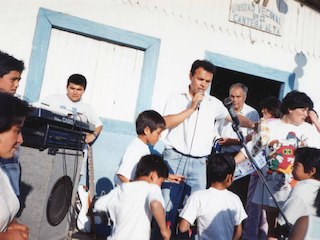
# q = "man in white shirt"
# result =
<box><xmin>163</xmin><ymin>64</ymin><xmax>257</xmax><ymax>194</ymax></box>
<box><xmin>42</xmin><ymin>74</ymin><xmax>103</xmax><ymax>186</ymax></box>
<box><xmin>215</xmin><ymin>83</ymin><xmax>260</xmax><ymax>154</ymax></box>
<box><xmin>214</xmin><ymin>83</ymin><xmax>260</xmax><ymax>208</ymax></box>
<box><xmin>159</xmin><ymin>61</ymin><xmax>256</xmax><ymax>238</ymax></box>
<box><xmin>42</xmin><ymin>74</ymin><xmax>103</xmax><ymax>144</ymax></box>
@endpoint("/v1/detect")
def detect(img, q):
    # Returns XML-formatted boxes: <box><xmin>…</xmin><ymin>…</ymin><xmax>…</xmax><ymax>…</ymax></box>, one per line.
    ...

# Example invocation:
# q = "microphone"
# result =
<box><xmin>223</xmin><ymin>97</ymin><xmax>240</xmax><ymax>128</ymax></box>
<box><xmin>197</xmin><ymin>100</ymin><xmax>202</xmax><ymax>110</ymax></box>
<box><xmin>197</xmin><ymin>90</ymin><xmax>204</xmax><ymax>110</ymax></box>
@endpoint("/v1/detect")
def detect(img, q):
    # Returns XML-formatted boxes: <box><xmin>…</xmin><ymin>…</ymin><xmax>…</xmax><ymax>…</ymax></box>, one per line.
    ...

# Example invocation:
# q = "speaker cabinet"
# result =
<box><xmin>17</xmin><ymin>146</ymin><xmax>83</xmax><ymax>240</ymax></box>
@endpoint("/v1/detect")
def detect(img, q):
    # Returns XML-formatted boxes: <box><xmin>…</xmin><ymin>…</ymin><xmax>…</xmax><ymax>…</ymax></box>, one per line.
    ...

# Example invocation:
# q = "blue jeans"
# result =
<box><xmin>164</xmin><ymin>148</ymin><xmax>207</xmax><ymax>193</ymax></box>
<box><xmin>0</xmin><ymin>156</ymin><xmax>20</xmax><ymax>196</ymax></box>
<box><xmin>161</xmin><ymin>149</ymin><xmax>207</xmax><ymax>228</ymax></box>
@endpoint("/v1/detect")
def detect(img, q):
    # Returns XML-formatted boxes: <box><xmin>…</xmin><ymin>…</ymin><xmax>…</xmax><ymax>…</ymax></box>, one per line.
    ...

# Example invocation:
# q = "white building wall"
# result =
<box><xmin>1</xmin><ymin>0</ymin><xmax>319</xmax><ymax>111</ymax></box>
<box><xmin>1</xmin><ymin>0</ymin><xmax>319</xmax><ymax>186</ymax></box>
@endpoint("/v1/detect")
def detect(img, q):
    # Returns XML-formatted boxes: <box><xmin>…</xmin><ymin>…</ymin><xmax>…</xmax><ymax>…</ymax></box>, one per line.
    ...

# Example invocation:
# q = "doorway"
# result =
<box><xmin>210</xmin><ymin>67</ymin><xmax>283</xmax><ymax>115</ymax></box>
<box><xmin>206</xmin><ymin>52</ymin><xmax>295</xmax><ymax>115</ymax></box>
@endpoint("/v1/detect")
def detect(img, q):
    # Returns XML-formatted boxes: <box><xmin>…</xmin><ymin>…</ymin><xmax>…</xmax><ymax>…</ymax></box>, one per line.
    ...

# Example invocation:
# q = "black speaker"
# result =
<box><xmin>17</xmin><ymin>146</ymin><xmax>83</xmax><ymax>240</ymax></box>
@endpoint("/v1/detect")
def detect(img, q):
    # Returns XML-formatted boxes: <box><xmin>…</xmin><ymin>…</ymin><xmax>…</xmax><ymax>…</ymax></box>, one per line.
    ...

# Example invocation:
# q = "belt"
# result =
<box><xmin>170</xmin><ymin>148</ymin><xmax>206</xmax><ymax>159</ymax></box>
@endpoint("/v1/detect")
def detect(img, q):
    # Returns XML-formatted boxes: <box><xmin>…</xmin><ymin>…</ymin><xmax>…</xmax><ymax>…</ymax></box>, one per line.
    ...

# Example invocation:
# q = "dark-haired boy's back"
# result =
<box><xmin>95</xmin><ymin>154</ymin><xmax>171</xmax><ymax>240</ymax></box>
<box><xmin>178</xmin><ymin>153</ymin><xmax>247</xmax><ymax>240</ymax></box>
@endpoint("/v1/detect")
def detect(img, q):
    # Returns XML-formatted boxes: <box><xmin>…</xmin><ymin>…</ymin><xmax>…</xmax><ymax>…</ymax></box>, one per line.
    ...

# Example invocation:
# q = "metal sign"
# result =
<box><xmin>229</xmin><ymin>0</ymin><xmax>283</xmax><ymax>36</ymax></box>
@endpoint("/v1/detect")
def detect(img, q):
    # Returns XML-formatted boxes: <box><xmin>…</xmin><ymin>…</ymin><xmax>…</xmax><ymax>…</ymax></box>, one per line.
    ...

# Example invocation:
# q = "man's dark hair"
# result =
<box><xmin>294</xmin><ymin>147</ymin><xmax>320</xmax><ymax>180</ymax></box>
<box><xmin>190</xmin><ymin>60</ymin><xmax>216</xmax><ymax>76</ymax></box>
<box><xmin>136</xmin><ymin>110</ymin><xmax>166</xmax><ymax>135</ymax></box>
<box><xmin>281</xmin><ymin>90</ymin><xmax>313</xmax><ymax>115</ymax></box>
<box><xmin>135</xmin><ymin>154</ymin><xmax>169</xmax><ymax>179</ymax></box>
<box><xmin>260</xmin><ymin>96</ymin><xmax>282</xmax><ymax>118</ymax></box>
<box><xmin>0</xmin><ymin>92</ymin><xmax>31</xmax><ymax>133</ymax></box>
<box><xmin>0</xmin><ymin>51</ymin><xmax>25</xmax><ymax>77</ymax></box>
<box><xmin>207</xmin><ymin>153</ymin><xmax>235</xmax><ymax>184</ymax></box>
<box><xmin>67</xmin><ymin>74</ymin><xmax>87</xmax><ymax>90</ymax></box>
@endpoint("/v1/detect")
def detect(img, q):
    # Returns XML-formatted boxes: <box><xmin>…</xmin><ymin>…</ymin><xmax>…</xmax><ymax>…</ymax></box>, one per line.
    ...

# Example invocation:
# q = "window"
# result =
<box><xmin>25</xmin><ymin>8</ymin><xmax>160</xmax><ymax>134</ymax></box>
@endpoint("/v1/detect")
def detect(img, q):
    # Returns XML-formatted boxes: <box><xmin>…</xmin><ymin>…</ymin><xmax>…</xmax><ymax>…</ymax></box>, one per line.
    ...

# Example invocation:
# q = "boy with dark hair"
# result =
<box><xmin>95</xmin><ymin>154</ymin><xmax>171</xmax><ymax>240</ymax></box>
<box><xmin>178</xmin><ymin>153</ymin><xmax>247</xmax><ymax>240</ymax></box>
<box><xmin>260</xmin><ymin>96</ymin><xmax>282</xmax><ymax>119</ymax></box>
<box><xmin>67</xmin><ymin>73</ymin><xmax>87</xmax><ymax>90</ymax></box>
<box><xmin>0</xmin><ymin>51</ymin><xmax>24</xmax><ymax>95</ymax></box>
<box><xmin>0</xmin><ymin>50</ymin><xmax>25</xmax><ymax>198</ymax></box>
<box><xmin>277</xmin><ymin>147</ymin><xmax>320</xmax><ymax>227</ymax></box>
<box><xmin>0</xmin><ymin>92</ymin><xmax>31</xmax><ymax>239</ymax></box>
<box><xmin>114</xmin><ymin>110</ymin><xmax>166</xmax><ymax>185</ymax></box>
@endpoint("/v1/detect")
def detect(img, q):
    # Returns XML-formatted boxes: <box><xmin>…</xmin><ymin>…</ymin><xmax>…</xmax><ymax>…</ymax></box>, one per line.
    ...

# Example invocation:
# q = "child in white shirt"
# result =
<box><xmin>114</xmin><ymin>110</ymin><xmax>166</xmax><ymax>185</ymax></box>
<box><xmin>278</xmin><ymin>147</ymin><xmax>320</xmax><ymax>228</ymax></box>
<box><xmin>178</xmin><ymin>153</ymin><xmax>247</xmax><ymax>240</ymax></box>
<box><xmin>114</xmin><ymin>110</ymin><xmax>183</xmax><ymax>185</ymax></box>
<box><xmin>95</xmin><ymin>154</ymin><xmax>171</xmax><ymax>240</ymax></box>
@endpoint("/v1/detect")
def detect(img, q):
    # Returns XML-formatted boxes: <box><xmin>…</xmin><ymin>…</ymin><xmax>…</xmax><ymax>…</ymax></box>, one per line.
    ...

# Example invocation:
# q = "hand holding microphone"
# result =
<box><xmin>194</xmin><ymin>90</ymin><xmax>204</xmax><ymax>110</ymax></box>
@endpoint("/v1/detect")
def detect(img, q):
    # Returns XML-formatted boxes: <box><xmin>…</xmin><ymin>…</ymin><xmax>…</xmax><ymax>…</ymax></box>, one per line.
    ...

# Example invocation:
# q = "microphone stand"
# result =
<box><xmin>231</xmin><ymin>123</ymin><xmax>291</xmax><ymax>230</ymax></box>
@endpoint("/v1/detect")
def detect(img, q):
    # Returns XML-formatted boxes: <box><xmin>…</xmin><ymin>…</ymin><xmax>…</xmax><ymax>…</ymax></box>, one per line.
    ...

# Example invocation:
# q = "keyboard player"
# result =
<box><xmin>40</xmin><ymin>74</ymin><xmax>103</xmax><ymax>185</ymax></box>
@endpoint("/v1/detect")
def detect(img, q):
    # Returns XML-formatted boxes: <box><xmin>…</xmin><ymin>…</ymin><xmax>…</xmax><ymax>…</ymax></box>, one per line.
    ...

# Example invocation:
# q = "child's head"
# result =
<box><xmin>136</xmin><ymin>110</ymin><xmax>166</xmax><ymax>145</ymax></box>
<box><xmin>135</xmin><ymin>154</ymin><xmax>169</xmax><ymax>186</ymax></box>
<box><xmin>207</xmin><ymin>153</ymin><xmax>235</xmax><ymax>186</ymax></box>
<box><xmin>260</xmin><ymin>96</ymin><xmax>282</xmax><ymax>119</ymax></box>
<box><xmin>293</xmin><ymin>147</ymin><xmax>320</xmax><ymax>181</ymax></box>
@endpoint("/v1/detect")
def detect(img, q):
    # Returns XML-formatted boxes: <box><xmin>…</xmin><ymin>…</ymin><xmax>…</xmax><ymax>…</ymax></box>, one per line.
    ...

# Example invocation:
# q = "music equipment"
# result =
<box><xmin>28</xmin><ymin>107</ymin><xmax>95</xmax><ymax>133</ymax></box>
<box><xmin>21</xmin><ymin>107</ymin><xmax>95</xmax><ymax>153</ymax></box>
<box><xmin>17</xmin><ymin>146</ymin><xmax>83</xmax><ymax>240</ymax></box>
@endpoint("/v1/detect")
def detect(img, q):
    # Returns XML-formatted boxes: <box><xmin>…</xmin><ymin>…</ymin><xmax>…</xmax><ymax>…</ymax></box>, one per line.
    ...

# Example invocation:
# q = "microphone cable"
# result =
<box><xmin>164</xmin><ymin>103</ymin><xmax>202</xmax><ymax>236</ymax></box>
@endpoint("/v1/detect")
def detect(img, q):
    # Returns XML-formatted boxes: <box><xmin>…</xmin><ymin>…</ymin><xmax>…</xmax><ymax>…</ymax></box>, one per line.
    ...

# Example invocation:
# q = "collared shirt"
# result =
<box><xmin>163</xmin><ymin>86</ymin><xmax>228</xmax><ymax>157</ymax></box>
<box><xmin>215</xmin><ymin>103</ymin><xmax>260</xmax><ymax>153</ymax></box>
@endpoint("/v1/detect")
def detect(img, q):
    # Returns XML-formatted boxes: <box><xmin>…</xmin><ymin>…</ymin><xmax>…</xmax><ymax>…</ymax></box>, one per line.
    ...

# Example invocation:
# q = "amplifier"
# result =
<box><xmin>22</xmin><ymin>121</ymin><xmax>86</xmax><ymax>153</ymax></box>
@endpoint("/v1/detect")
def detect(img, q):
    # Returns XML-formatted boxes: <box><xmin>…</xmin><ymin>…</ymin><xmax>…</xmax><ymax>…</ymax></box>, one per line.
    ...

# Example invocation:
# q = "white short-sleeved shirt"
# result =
<box><xmin>179</xmin><ymin>187</ymin><xmax>247</xmax><ymax>240</ymax></box>
<box><xmin>114</xmin><ymin>137</ymin><xmax>150</xmax><ymax>185</ymax></box>
<box><xmin>163</xmin><ymin>86</ymin><xmax>228</xmax><ymax>157</ymax></box>
<box><xmin>41</xmin><ymin>93</ymin><xmax>103</xmax><ymax>127</ymax></box>
<box><xmin>305</xmin><ymin>215</ymin><xmax>320</xmax><ymax>240</ymax></box>
<box><xmin>278</xmin><ymin>179</ymin><xmax>320</xmax><ymax>225</ymax></box>
<box><xmin>215</xmin><ymin>103</ymin><xmax>260</xmax><ymax>153</ymax></box>
<box><xmin>95</xmin><ymin>181</ymin><xmax>164</xmax><ymax>240</ymax></box>
<box><xmin>0</xmin><ymin>168</ymin><xmax>20</xmax><ymax>232</ymax></box>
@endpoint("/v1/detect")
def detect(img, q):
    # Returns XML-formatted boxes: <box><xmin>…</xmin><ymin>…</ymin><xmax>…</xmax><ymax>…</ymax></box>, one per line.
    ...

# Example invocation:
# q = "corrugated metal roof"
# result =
<box><xmin>298</xmin><ymin>0</ymin><xmax>320</xmax><ymax>11</ymax></box>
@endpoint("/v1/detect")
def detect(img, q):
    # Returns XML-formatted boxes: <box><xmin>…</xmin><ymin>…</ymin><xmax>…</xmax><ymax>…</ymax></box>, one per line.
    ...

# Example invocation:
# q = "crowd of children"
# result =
<box><xmin>95</xmin><ymin>92</ymin><xmax>320</xmax><ymax>240</ymax></box>
<box><xmin>2</xmin><ymin>51</ymin><xmax>320</xmax><ymax>240</ymax></box>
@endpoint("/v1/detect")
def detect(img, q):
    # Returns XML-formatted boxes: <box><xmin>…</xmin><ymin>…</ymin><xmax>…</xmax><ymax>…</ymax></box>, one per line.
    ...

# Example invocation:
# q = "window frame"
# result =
<box><xmin>25</xmin><ymin>8</ymin><xmax>161</xmax><ymax>134</ymax></box>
